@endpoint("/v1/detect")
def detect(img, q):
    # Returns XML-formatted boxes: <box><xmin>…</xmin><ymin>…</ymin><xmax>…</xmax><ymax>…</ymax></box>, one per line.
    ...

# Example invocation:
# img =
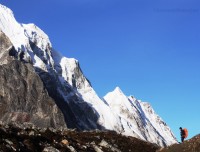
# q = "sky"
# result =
<box><xmin>1</xmin><ymin>0</ymin><xmax>200</xmax><ymax>142</ymax></box>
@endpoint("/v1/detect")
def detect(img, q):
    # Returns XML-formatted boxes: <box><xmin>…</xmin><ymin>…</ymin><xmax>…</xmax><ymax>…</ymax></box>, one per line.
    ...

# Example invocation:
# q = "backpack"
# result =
<box><xmin>183</xmin><ymin>128</ymin><xmax>188</xmax><ymax>138</ymax></box>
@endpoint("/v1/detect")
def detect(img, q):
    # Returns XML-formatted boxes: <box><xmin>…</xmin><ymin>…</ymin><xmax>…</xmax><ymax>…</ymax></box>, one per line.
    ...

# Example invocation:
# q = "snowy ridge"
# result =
<box><xmin>129</xmin><ymin>97</ymin><xmax>176</xmax><ymax>145</ymax></box>
<box><xmin>104</xmin><ymin>88</ymin><xmax>177</xmax><ymax>146</ymax></box>
<box><xmin>0</xmin><ymin>4</ymin><xmax>177</xmax><ymax>147</ymax></box>
<box><xmin>0</xmin><ymin>4</ymin><xmax>53</xmax><ymax>71</ymax></box>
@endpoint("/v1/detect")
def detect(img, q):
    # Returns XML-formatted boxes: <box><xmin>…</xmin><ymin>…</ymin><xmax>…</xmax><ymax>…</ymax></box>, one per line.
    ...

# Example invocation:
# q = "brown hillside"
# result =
<box><xmin>159</xmin><ymin>134</ymin><xmax>200</xmax><ymax>152</ymax></box>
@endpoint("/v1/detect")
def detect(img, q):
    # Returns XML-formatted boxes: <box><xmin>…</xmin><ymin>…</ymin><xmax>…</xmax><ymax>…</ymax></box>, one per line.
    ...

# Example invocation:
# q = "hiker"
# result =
<box><xmin>179</xmin><ymin>127</ymin><xmax>188</xmax><ymax>142</ymax></box>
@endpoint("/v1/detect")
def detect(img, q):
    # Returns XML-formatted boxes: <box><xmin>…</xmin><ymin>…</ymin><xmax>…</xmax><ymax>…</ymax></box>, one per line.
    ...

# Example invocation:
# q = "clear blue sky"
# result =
<box><xmin>1</xmin><ymin>0</ymin><xmax>200</xmax><ymax>142</ymax></box>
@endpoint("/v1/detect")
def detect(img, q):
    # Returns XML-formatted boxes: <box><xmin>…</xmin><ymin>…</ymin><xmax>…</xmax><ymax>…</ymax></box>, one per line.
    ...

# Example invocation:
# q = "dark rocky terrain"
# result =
<box><xmin>0</xmin><ymin>123</ymin><xmax>160</xmax><ymax>152</ymax></box>
<box><xmin>159</xmin><ymin>135</ymin><xmax>200</xmax><ymax>152</ymax></box>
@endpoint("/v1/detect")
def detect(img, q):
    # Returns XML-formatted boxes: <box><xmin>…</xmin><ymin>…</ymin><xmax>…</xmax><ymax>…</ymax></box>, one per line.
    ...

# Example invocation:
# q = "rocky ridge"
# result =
<box><xmin>0</xmin><ymin>123</ymin><xmax>160</xmax><ymax>152</ymax></box>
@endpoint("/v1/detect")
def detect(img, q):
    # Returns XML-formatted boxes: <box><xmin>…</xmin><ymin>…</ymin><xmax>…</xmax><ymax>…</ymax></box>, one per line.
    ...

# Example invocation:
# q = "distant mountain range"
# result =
<box><xmin>0</xmin><ymin>4</ymin><xmax>177</xmax><ymax>147</ymax></box>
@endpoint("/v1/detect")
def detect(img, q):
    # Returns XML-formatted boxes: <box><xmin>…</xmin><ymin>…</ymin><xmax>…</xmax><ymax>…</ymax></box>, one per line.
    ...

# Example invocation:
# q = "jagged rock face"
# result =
<box><xmin>0</xmin><ymin>31</ymin><xmax>66</xmax><ymax>128</ymax></box>
<box><xmin>0</xmin><ymin>30</ymin><xmax>11</xmax><ymax>53</ymax></box>
<box><xmin>0</xmin><ymin>60</ymin><xmax>66</xmax><ymax>128</ymax></box>
<box><xmin>36</xmin><ymin>67</ymin><xmax>104</xmax><ymax>130</ymax></box>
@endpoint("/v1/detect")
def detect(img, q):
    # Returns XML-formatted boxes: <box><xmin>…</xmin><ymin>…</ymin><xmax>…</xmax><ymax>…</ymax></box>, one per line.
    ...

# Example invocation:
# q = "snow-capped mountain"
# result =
<box><xmin>104</xmin><ymin>87</ymin><xmax>176</xmax><ymax>146</ymax></box>
<box><xmin>0</xmin><ymin>4</ymin><xmax>177</xmax><ymax>147</ymax></box>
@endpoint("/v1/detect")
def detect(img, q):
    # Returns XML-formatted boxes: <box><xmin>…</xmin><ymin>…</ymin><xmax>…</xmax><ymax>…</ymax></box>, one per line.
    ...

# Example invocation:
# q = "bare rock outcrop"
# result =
<box><xmin>0</xmin><ymin>30</ymin><xmax>66</xmax><ymax>128</ymax></box>
<box><xmin>0</xmin><ymin>30</ymin><xmax>17</xmax><ymax>65</ymax></box>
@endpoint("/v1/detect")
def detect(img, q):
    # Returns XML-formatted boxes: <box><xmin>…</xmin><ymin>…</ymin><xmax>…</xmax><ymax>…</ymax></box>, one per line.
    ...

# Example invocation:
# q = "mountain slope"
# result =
<box><xmin>160</xmin><ymin>134</ymin><xmax>200</xmax><ymax>152</ymax></box>
<box><xmin>0</xmin><ymin>3</ymin><xmax>177</xmax><ymax>147</ymax></box>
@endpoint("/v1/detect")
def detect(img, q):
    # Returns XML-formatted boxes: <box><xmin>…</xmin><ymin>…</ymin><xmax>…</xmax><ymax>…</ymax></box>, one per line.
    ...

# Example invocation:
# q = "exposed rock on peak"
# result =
<box><xmin>0</xmin><ymin>30</ymin><xmax>17</xmax><ymax>65</ymax></box>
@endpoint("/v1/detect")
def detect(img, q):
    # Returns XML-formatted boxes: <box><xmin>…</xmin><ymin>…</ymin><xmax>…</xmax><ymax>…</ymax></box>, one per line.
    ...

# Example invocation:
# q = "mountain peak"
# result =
<box><xmin>0</xmin><ymin>4</ymin><xmax>13</xmax><ymax>15</ymax></box>
<box><xmin>113</xmin><ymin>86</ymin><xmax>123</xmax><ymax>94</ymax></box>
<box><xmin>104</xmin><ymin>86</ymin><xmax>126</xmax><ymax>101</ymax></box>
